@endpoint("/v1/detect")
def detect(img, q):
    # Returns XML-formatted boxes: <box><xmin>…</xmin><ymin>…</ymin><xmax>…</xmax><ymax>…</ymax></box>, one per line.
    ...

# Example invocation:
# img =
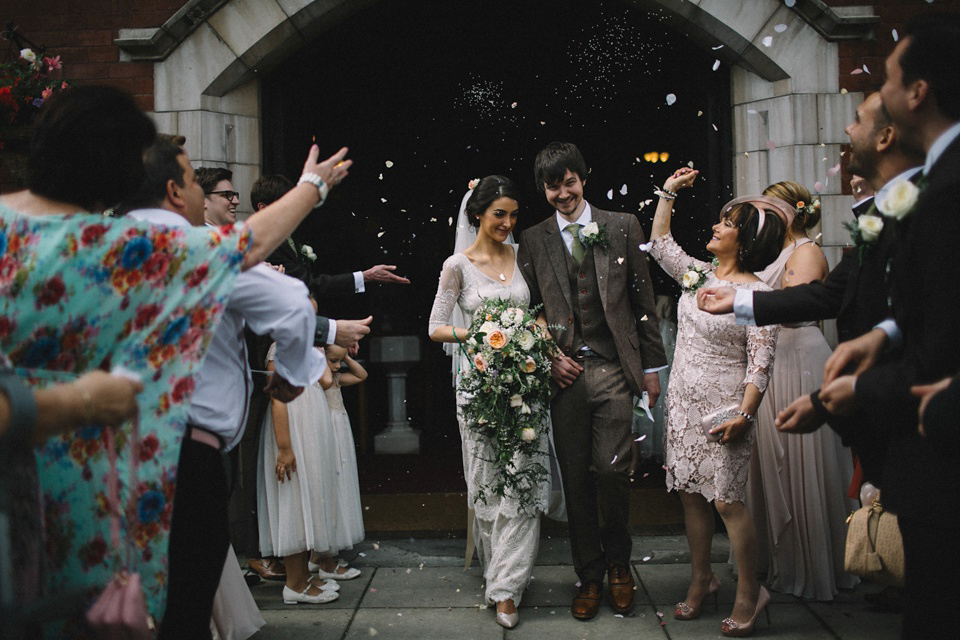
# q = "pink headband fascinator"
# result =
<box><xmin>720</xmin><ymin>195</ymin><xmax>797</xmax><ymax>236</ymax></box>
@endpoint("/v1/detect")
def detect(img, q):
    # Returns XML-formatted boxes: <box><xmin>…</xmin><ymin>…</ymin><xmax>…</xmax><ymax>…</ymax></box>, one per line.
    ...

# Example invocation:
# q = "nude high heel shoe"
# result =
<box><xmin>674</xmin><ymin>574</ymin><xmax>721</xmax><ymax>620</ymax></box>
<box><xmin>721</xmin><ymin>586</ymin><xmax>771</xmax><ymax>637</ymax></box>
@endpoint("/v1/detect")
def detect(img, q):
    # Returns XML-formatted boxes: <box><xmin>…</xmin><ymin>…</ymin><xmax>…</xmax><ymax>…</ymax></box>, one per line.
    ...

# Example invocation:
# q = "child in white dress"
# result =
<box><xmin>258</xmin><ymin>343</ymin><xmax>341</xmax><ymax>604</ymax></box>
<box><xmin>309</xmin><ymin>344</ymin><xmax>366</xmax><ymax>581</ymax></box>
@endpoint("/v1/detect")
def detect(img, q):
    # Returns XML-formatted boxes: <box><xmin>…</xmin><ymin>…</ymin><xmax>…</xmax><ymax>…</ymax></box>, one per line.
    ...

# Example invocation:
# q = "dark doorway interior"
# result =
<box><xmin>261</xmin><ymin>0</ymin><xmax>732</xmax><ymax>479</ymax></box>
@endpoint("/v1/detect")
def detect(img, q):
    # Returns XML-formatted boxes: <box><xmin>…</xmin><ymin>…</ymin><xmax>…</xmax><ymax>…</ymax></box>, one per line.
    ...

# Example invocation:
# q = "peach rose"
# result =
<box><xmin>486</xmin><ymin>329</ymin><xmax>508</xmax><ymax>349</ymax></box>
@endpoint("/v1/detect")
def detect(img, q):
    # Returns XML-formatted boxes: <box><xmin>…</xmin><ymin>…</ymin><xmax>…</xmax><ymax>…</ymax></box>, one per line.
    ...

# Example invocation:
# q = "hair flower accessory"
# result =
<box><xmin>795</xmin><ymin>200</ymin><xmax>820</xmax><ymax>217</ymax></box>
<box><xmin>468</xmin><ymin>178</ymin><xmax>480</xmax><ymax>190</ymax></box>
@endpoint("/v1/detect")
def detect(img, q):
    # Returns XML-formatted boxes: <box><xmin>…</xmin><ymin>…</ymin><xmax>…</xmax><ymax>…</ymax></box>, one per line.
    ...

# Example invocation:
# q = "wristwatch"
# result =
<box><xmin>297</xmin><ymin>172</ymin><xmax>329</xmax><ymax>208</ymax></box>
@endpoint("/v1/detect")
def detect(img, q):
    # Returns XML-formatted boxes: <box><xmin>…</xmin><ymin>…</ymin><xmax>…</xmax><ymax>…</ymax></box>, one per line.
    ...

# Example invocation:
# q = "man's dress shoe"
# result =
<box><xmin>608</xmin><ymin>565</ymin><xmax>635</xmax><ymax>613</ymax></box>
<box><xmin>248</xmin><ymin>557</ymin><xmax>286</xmax><ymax>581</ymax></box>
<box><xmin>572</xmin><ymin>581</ymin><xmax>602</xmax><ymax>620</ymax></box>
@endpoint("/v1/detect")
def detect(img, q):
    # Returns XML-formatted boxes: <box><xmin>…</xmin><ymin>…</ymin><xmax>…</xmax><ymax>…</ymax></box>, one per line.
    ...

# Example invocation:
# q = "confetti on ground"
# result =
<box><xmin>406</xmin><ymin>568</ymin><xmax>411</xmax><ymax>573</ymax></box>
<box><xmin>359</xmin><ymin>552</ymin><xmax>366</xmax><ymax>557</ymax></box>
<box><xmin>372</xmin><ymin>543</ymin><xmax>380</xmax><ymax>550</ymax></box>
<box><xmin>840</xmin><ymin>88</ymin><xmax>848</xmax><ymax>94</ymax></box>
<box><xmin>775</xmin><ymin>23</ymin><xmax>788</xmax><ymax>33</ymax></box>
<box><xmin>785</xmin><ymin>0</ymin><xmax>796</xmax><ymax>7</ymax></box>
<box><xmin>370</xmin><ymin>588</ymin><xmax>378</xmax><ymax>592</ymax></box>
<box><xmin>712</xmin><ymin>44</ymin><xmax>724</xmax><ymax>50</ymax></box>
<box><xmin>614</xmin><ymin>614</ymin><xmax>624</xmax><ymax>619</ymax></box>
<box><xmin>419</xmin><ymin>563</ymin><xmax>424</xmax><ymax>570</ymax></box>
<box><xmin>762</xmin><ymin>36</ymin><xmax>773</xmax><ymax>47</ymax></box>
<box><xmin>665</xmin><ymin>93</ymin><xmax>677</xmax><ymax>106</ymax></box>
<box><xmin>643</xmin><ymin>556</ymin><xmax>652</xmax><ymax>561</ymax></box>
<box><xmin>611</xmin><ymin>454</ymin><xmax>618</xmax><ymax>464</ymax></box>
<box><xmin>617</xmin><ymin>257</ymin><xmax>625</xmax><ymax>264</ymax></box>
<box><xmin>368</xmin><ymin>628</ymin><xmax>378</xmax><ymax>637</ymax></box>
<box><xmin>640</xmin><ymin>315</ymin><xmax>648</xmax><ymax>321</ymax></box>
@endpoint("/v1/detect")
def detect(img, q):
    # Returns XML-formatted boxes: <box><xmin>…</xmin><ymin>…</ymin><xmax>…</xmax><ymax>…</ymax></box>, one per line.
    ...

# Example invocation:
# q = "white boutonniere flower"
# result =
<box><xmin>857</xmin><ymin>214</ymin><xmax>884</xmax><ymax>242</ymax></box>
<box><xmin>521</xmin><ymin>427</ymin><xmax>536</xmax><ymax>442</ymax></box>
<box><xmin>300</xmin><ymin>244</ymin><xmax>317</xmax><ymax>261</ymax></box>
<box><xmin>877</xmin><ymin>181</ymin><xmax>919</xmax><ymax>220</ymax></box>
<box><xmin>579</xmin><ymin>222</ymin><xmax>609</xmax><ymax>250</ymax></box>
<box><xmin>510</xmin><ymin>394</ymin><xmax>523</xmax><ymax>408</ymax></box>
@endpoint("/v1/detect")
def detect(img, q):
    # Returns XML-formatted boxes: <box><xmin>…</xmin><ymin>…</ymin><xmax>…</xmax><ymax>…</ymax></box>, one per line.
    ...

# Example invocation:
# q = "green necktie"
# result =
<box><xmin>566</xmin><ymin>223</ymin><xmax>585</xmax><ymax>265</ymax></box>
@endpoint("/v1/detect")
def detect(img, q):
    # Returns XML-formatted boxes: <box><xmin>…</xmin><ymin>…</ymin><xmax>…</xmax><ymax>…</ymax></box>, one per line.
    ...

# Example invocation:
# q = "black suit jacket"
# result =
<box><xmin>856</xmin><ymin>134</ymin><xmax>960</xmax><ymax>524</ymax></box>
<box><xmin>266</xmin><ymin>239</ymin><xmax>355</xmax><ymax>299</ymax></box>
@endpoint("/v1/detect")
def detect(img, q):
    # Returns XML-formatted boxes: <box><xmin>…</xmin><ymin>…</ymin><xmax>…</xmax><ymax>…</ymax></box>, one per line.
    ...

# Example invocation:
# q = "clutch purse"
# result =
<box><xmin>85</xmin><ymin>412</ymin><xmax>156</xmax><ymax>639</ymax></box>
<box><xmin>844</xmin><ymin>495</ymin><xmax>904</xmax><ymax>587</ymax></box>
<box><xmin>700</xmin><ymin>404</ymin><xmax>740</xmax><ymax>442</ymax></box>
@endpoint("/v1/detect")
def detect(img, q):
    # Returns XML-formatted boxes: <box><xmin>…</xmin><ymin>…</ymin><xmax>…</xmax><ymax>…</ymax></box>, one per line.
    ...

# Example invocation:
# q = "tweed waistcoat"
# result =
<box><xmin>564</xmin><ymin>247</ymin><xmax>617</xmax><ymax>360</ymax></box>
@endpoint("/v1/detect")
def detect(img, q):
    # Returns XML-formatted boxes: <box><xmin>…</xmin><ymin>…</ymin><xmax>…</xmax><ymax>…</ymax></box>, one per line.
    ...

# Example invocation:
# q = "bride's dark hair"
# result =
<box><xmin>466</xmin><ymin>175</ymin><xmax>520</xmax><ymax>227</ymax></box>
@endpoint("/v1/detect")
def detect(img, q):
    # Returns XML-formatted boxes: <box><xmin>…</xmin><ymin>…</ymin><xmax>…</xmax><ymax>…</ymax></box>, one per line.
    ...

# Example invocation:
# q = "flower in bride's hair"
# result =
<box><xmin>877</xmin><ymin>180</ymin><xmax>919</xmax><ymax>220</ymax></box>
<box><xmin>522</xmin><ymin>357</ymin><xmax>537</xmax><ymax>373</ymax></box>
<box><xmin>521</xmin><ymin>428</ymin><xmax>536</xmax><ymax>442</ymax></box>
<box><xmin>485</xmin><ymin>329</ymin><xmax>508</xmax><ymax>349</ymax></box>
<box><xmin>468</xmin><ymin>178</ymin><xmax>480</xmax><ymax>190</ymax></box>
<box><xmin>474</xmin><ymin>354</ymin><xmax>487</xmax><ymax>372</ymax></box>
<box><xmin>510</xmin><ymin>394</ymin><xmax>523</xmax><ymax>408</ymax></box>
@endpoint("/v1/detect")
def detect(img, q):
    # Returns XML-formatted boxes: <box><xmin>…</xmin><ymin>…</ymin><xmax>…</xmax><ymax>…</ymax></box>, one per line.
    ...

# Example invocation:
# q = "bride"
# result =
<box><xmin>428</xmin><ymin>175</ymin><xmax>553</xmax><ymax>630</ymax></box>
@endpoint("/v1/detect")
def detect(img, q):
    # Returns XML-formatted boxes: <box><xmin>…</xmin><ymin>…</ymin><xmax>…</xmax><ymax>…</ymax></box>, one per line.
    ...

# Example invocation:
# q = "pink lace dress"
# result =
<box><xmin>648</xmin><ymin>234</ymin><xmax>778</xmax><ymax>502</ymax></box>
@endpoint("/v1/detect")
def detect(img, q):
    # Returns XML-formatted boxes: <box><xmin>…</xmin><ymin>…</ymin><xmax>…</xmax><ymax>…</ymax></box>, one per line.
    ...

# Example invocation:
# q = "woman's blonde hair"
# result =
<box><xmin>763</xmin><ymin>180</ymin><xmax>820</xmax><ymax>231</ymax></box>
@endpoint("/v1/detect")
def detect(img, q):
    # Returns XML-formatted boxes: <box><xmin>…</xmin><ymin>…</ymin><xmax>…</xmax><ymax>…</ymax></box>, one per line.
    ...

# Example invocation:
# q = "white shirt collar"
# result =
<box><xmin>555</xmin><ymin>201</ymin><xmax>593</xmax><ymax>233</ymax></box>
<box><xmin>876</xmin><ymin>166</ymin><xmax>924</xmax><ymax>203</ymax></box>
<box><xmin>925</xmin><ymin>121</ymin><xmax>960</xmax><ymax>176</ymax></box>
<box><xmin>127</xmin><ymin>207</ymin><xmax>191</xmax><ymax>227</ymax></box>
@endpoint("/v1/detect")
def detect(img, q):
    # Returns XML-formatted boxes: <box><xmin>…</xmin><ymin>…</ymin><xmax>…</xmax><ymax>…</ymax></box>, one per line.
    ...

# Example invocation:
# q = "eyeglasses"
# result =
<box><xmin>209</xmin><ymin>190</ymin><xmax>240</xmax><ymax>201</ymax></box>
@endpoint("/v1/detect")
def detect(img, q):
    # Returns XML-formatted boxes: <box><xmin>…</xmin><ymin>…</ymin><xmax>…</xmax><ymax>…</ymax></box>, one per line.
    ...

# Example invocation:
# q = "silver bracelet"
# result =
<box><xmin>297</xmin><ymin>172</ymin><xmax>329</xmax><ymax>208</ymax></box>
<box><xmin>737</xmin><ymin>410</ymin><xmax>755</xmax><ymax>423</ymax></box>
<box><xmin>654</xmin><ymin>188</ymin><xmax>676</xmax><ymax>201</ymax></box>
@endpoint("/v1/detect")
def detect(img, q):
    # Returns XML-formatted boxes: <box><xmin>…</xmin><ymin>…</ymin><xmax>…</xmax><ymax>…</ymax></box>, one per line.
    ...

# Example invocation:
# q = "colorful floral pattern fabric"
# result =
<box><xmin>0</xmin><ymin>204</ymin><xmax>250</xmax><ymax>629</ymax></box>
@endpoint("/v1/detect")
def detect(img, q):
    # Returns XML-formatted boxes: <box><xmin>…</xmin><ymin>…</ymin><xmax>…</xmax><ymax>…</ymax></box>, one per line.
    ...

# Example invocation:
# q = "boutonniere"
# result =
<box><xmin>300</xmin><ymin>244</ymin><xmax>317</xmax><ymax>262</ymax></box>
<box><xmin>579</xmin><ymin>221</ymin><xmax>608</xmax><ymax>250</ymax></box>
<box><xmin>844</xmin><ymin>213</ymin><xmax>884</xmax><ymax>265</ymax></box>
<box><xmin>876</xmin><ymin>180</ymin><xmax>920</xmax><ymax>220</ymax></box>
<box><xmin>681</xmin><ymin>264</ymin><xmax>710</xmax><ymax>293</ymax></box>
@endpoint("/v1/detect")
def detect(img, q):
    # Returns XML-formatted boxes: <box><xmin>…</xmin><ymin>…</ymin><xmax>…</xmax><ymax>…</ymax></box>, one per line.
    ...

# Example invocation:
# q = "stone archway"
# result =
<box><xmin>119</xmin><ymin>0</ymin><xmax>873</xmax><ymax>342</ymax></box>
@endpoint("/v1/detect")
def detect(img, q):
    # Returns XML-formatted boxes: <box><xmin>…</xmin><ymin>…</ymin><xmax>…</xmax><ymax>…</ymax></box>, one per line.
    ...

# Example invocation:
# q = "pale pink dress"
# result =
<box><xmin>648</xmin><ymin>234</ymin><xmax>778</xmax><ymax>502</ymax></box>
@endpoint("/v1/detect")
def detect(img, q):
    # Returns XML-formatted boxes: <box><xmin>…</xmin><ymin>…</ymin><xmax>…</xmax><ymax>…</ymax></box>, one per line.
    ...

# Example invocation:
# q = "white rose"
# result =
<box><xmin>501</xmin><ymin>310</ymin><xmax>514</xmax><ymax>325</ymax></box>
<box><xmin>877</xmin><ymin>180</ymin><xmax>919</xmax><ymax>220</ymax></box>
<box><xmin>521</xmin><ymin>427</ymin><xmax>536</xmax><ymax>442</ymax></box>
<box><xmin>857</xmin><ymin>214</ymin><xmax>884</xmax><ymax>243</ymax></box>
<box><xmin>300</xmin><ymin>244</ymin><xmax>317</xmax><ymax>261</ymax></box>
<box><xmin>517</xmin><ymin>331</ymin><xmax>535</xmax><ymax>351</ymax></box>
<box><xmin>478</xmin><ymin>321</ymin><xmax>496</xmax><ymax>337</ymax></box>
<box><xmin>513</xmin><ymin>309</ymin><xmax>525</xmax><ymax>326</ymax></box>
<box><xmin>520</xmin><ymin>403</ymin><xmax>532</xmax><ymax>414</ymax></box>
<box><xmin>510</xmin><ymin>394</ymin><xmax>523</xmax><ymax>408</ymax></box>
<box><xmin>20</xmin><ymin>48</ymin><xmax>36</xmax><ymax>64</ymax></box>
<box><xmin>682</xmin><ymin>270</ymin><xmax>701</xmax><ymax>289</ymax></box>
<box><xmin>582</xmin><ymin>221</ymin><xmax>600</xmax><ymax>238</ymax></box>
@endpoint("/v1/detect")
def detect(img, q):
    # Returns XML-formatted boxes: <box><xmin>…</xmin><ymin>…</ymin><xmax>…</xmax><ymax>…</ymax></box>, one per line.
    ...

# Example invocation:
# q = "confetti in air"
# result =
<box><xmin>617</xmin><ymin>257</ymin><xmax>625</xmax><ymax>264</ymax></box>
<box><xmin>892</xmin><ymin>29</ymin><xmax>899</xmax><ymax>42</ymax></box>
<box><xmin>712</xmin><ymin>59</ymin><xmax>721</xmax><ymax>71</ymax></box>
<box><xmin>827</xmin><ymin>163</ymin><xmax>841</xmax><ymax>177</ymax></box>
<box><xmin>620</xmin><ymin>184</ymin><xmax>628</xmax><ymax>195</ymax></box>
<box><xmin>814</xmin><ymin>181</ymin><xmax>823</xmax><ymax>193</ymax></box>
<box><xmin>762</xmin><ymin>36</ymin><xmax>774</xmax><ymax>47</ymax></box>
<box><xmin>607</xmin><ymin>189</ymin><xmax>614</xmax><ymax>200</ymax></box>
<box><xmin>766</xmin><ymin>141</ymin><xmax>777</xmax><ymax>150</ymax></box>
<box><xmin>665</xmin><ymin>93</ymin><xmax>677</xmax><ymax>106</ymax></box>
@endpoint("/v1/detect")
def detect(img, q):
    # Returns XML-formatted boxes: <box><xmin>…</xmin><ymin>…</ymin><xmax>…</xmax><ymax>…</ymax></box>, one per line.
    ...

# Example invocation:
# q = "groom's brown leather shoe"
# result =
<box><xmin>571</xmin><ymin>581</ymin><xmax>602</xmax><ymax>620</ymax></box>
<box><xmin>608</xmin><ymin>565</ymin><xmax>635</xmax><ymax>613</ymax></box>
<box><xmin>248</xmin><ymin>557</ymin><xmax>285</xmax><ymax>581</ymax></box>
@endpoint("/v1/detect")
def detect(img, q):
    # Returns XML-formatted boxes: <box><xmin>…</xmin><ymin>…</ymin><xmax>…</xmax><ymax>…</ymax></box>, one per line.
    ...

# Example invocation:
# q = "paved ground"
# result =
<box><xmin>244</xmin><ymin>535</ymin><xmax>901</xmax><ymax>639</ymax></box>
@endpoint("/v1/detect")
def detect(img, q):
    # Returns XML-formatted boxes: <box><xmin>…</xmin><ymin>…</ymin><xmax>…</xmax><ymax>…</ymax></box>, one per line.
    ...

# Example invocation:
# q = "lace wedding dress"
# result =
<box><xmin>648</xmin><ymin>234</ymin><xmax>779</xmax><ymax>502</ymax></box>
<box><xmin>428</xmin><ymin>245</ymin><xmax>549</xmax><ymax>605</ymax></box>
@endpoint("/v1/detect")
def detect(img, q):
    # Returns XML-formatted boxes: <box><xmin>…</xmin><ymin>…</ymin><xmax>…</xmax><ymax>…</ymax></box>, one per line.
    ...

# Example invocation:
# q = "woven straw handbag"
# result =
<box><xmin>844</xmin><ymin>496</ymin><xmax>905</xmax><ymax>587</ymax></box>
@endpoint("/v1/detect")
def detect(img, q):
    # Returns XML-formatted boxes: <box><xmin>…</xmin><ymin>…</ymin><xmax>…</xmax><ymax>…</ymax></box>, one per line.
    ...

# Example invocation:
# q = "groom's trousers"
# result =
<box><xmin>551</xmin><ymin>356</ymin><xmax>634</xmax><ymax>584</ymax></box>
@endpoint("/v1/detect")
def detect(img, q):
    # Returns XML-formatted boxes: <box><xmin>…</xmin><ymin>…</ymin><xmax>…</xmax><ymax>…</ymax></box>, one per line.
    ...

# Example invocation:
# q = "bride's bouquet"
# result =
<box><xmin>458</xmin><ymin>298</ymin><xmax>554</xmax><ymax>514</ymax></box>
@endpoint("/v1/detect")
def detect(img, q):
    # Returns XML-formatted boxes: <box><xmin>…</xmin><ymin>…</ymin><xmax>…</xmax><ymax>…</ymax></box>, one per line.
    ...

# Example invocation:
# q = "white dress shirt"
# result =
<box><xmin>129</xmin><ymin>208</ymin><xmax>325</xmax><ymax>450</ymax></box>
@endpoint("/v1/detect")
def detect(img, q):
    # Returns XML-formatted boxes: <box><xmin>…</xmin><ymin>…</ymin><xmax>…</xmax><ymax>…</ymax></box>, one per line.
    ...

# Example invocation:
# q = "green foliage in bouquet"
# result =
<box><xmin>458</xmin><ymin>297</ymin><xmax>554</xmax><ymax>514</ymax></box>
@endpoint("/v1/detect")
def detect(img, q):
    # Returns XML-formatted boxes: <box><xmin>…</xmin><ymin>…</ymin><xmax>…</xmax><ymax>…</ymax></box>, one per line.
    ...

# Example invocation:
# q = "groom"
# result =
<box><xmin>517</xmin><ymin>142</ymin><xmax>667</xmax><ymax>620</ymax></box>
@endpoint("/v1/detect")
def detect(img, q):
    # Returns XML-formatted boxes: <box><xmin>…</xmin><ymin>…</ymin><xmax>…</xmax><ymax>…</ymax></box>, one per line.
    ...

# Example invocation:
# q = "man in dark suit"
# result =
<box><xmin>696</xmin><ymin>92</ymin><xmax>924</xmax><ymax>484</ymax></box>
<box><xmin>517</xmin><ymin>142</ymin><xmax>667</xmax><ymax>620</ymax></box>
<box><xmin>814</xmin><ymin>16</ymin><xmax>960</xmax><ymax>639</ymax></box>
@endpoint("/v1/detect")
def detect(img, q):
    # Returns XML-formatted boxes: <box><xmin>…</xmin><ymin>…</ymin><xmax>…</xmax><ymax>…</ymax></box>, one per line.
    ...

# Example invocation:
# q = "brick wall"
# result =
<box><xmin>3</xmin><ymin>0</ymin><xmax>185</xmax><ymax>112</ymax></box>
